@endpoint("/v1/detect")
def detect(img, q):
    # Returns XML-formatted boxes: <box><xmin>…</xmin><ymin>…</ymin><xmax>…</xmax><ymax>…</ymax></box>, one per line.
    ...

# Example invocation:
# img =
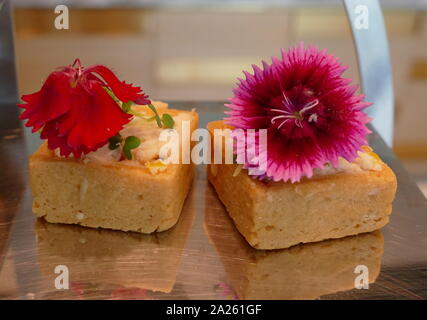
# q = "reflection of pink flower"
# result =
<box><xmin>226</xmin><ymin>43</ymin><xmax>371</xmax><ymax>183</ymax></box>
<box><xmin>215</xmin><ymin>282</ymin><xmax>238</xmax><ymax>299</ymax></box>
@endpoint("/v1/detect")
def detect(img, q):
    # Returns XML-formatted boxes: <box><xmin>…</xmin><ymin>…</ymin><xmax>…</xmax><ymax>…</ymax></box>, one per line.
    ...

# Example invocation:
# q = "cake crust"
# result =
<box><xmin>207</xmin><ymin>120</ymin><xmax>397</xmax><ymax>250</ymax></box>
<box><xmin>29</xmin><ymin>108</ymin><xmax>198</xmax><ymax>233</ymax></box>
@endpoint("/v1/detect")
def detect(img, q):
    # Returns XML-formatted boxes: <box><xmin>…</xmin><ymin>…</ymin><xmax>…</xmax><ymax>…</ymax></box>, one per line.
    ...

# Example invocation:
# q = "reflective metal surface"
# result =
<box><xmin>344</xmin><ymin>0</ymin><xmax>394</xmax><ymax>146</ymax></box>
<box><xmin>0</xmin><ymin>102</ymin><xmax>426</xmax><ymax>300</ymax></box>
<box><xmin>0</xmin><ymin>0</ymin><xmax>18</xmax><ymax>104</ymax></box>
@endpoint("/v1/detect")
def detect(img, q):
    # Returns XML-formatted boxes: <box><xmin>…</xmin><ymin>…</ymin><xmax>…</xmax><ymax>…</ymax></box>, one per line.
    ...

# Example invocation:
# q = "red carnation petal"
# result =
<box><xmin>41</xmin><ymin>122</ymin><xmax>74</xmax><ymax>157</ymax></box>
<box><xmin>41</xmin><ymin>121</ymin><xmax>106</xmax><ymax>158</ymax></box>
<box><xmin>18</xmin><ymin>71</ymin><xmax>73</xmax><ymax>132</ymax></box>
<box><xmin>54</xmin><ymin>81</ymin><xmax>131</xmax><ymax>155</ymax></box>
<box><xmin>85</xmin><ymin>65</ymin><xmax>151</xmax><ymax>105</ymax></box>
<box><xmin>19</xmin><ymin>59</ymin><xmax>148</xmax><ymax>158</ymax></box>
<box><xmin>133</xmin><ymin>95</ymin><xmax>151</xmax><ymax>105</ymax></box>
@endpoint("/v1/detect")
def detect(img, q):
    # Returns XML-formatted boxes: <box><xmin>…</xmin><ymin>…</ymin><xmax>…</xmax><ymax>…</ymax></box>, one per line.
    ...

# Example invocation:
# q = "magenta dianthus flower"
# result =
<box><xmin>225</xmin><ymin>43</ymin><xmax>372</xmax><ymax>183</ymax></box>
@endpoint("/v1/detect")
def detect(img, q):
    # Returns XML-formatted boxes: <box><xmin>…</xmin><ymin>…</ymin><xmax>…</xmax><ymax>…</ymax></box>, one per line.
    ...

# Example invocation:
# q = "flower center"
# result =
<box><xmin>270</xmin><ymin>91</ymin><xmax>319</xmax><ymax>130</ymax></box>
<box><xmin>68</xmin><ymin>59</ymin><xmax>84</xmax><ymax>88</ymax></box>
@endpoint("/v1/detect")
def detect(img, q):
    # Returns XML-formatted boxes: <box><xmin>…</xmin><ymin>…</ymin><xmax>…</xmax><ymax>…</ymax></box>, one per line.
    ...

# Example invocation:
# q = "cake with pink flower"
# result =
<box><xmin>207</xmin><ymin>44</ymin><xmax>397</xmax><ymax>250</ymax></box>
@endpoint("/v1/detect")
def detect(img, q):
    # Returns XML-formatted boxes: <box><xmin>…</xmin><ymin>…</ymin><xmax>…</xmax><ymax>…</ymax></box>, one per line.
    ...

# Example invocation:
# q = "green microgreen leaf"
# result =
<box><xmin>122</xmin><ymin>101</ymin><xmax>133</xmax><ymax>113</ymax></box>
<box><xmin>123</xmin><ymin>136</ymin><xmax>141</xmax><ymax>160</ymax></box>
<box><xmin>108</xmin><ymin>133</ymin><xmax>122</xmax><ymax>150</ymax></box>
<box><xmin>147</xmin><ymin>103</ymin><xmax>162</xmax><ymax>128</ymax></box>
<box><xmin>161</xmin><ymin>113</ymin><xmax>175</xmax><ymax>128</ymax></box>
<box><xmin>103</xmin><ymin>87</ymin><xmax>120</xmax><ymax>105</ymax></box>
<box><xmin>128</xmin><ymin>109</ymin><xmax>153</xmax><ymax>121</ymax></box>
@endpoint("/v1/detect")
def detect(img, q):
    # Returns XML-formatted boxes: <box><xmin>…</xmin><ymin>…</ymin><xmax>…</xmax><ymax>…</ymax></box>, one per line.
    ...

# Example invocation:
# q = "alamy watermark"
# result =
<box><xmin>354</xmin><ymin>5</ymin><xmax>369</xmax><ymax>30</ymax></box>
<box><xmin>54</xmin><ymin>5</ymin><xmax>69</xmax><ymax>30</ymax></box>
<box><xmin>354</xmin><ymin>264</ymin><xmax>369</xmax><ymax>289</ymax></box>
<box><xmin>54</xmin><ymin>265</ymin><xmax>69</xmax><ymax>290</ymax></box>
<box><xmin>158</xmin><ymin>122</ymin><xmax>268</xmax><ymax>175</ymax></box>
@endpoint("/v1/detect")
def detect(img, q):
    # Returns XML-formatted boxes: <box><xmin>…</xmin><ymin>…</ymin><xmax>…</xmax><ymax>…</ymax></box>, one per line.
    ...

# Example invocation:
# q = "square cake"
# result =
<box><xmin>29</xmin><ymin>104</ymin><xmax>198</xmax><ymax>233</ymax></box>
<box><xmin>207</xmin><ymin>120</ymin><xmax>397</xmax><ymax>250</ymax></box>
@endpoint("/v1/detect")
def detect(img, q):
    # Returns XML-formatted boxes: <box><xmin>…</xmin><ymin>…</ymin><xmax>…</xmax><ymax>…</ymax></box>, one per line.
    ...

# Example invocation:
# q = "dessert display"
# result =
<box><xmin>207</xmin><ymin>44</ymin><xmax>397</xmax><ymax>250</ymax></box>
<box><xmin>204</xmin><ymin>188</ymin><xmax>384</xmax><ymax>299</ymax></box>
<box><xmin>20</xmin><ymin>59</ymin><xmax>198</xmax><ymax>233</ymax></box>
<box><xmin>34</xmin><ymin>187</ymin><xmax>196</xmax><ymax>297</ymax></box>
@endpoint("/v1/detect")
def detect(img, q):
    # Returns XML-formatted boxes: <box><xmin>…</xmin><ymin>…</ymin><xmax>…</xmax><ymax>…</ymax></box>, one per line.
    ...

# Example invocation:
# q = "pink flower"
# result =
<box><xmin>225</xmin><ymin>44</ymin><xmax>371</xmax><ymax>183</ymax></box>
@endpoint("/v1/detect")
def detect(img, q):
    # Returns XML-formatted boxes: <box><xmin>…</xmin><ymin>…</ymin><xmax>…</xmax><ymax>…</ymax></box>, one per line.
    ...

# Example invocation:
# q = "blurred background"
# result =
<box><xmin>9</xmin><ymin>0</ymin><xmax>427</xmax><ymax>196</ymax></box>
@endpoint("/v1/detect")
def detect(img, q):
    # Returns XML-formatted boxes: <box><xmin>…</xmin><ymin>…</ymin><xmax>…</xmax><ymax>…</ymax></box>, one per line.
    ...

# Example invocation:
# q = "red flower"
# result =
<box><xmin>18</xmin><ymin>59</ymin><xmax>151</xmax><ymax>158</ymax></box>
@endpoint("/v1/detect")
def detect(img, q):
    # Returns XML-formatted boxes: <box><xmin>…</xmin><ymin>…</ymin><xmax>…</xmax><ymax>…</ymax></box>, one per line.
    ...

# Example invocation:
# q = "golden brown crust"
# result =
<box><xmin>207</xmin><ymin>120</ymin><xmax>397</xmax><ymax>250</ymax></box>
<box><xmin>29</xmin><ymin>109</ymin><xmax>198</xmax><ymax>233</ymax></box>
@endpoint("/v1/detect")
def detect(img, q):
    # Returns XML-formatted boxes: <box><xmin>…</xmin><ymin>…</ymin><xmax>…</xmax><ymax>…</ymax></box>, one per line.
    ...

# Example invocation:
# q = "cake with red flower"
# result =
<box><xmin>207</xmin><ymin>44</ymin><xmax>397</xmax><ymax>250</ymax></box>
<box><xmin>21</xmin><ymin>59</ymin><xmax>198</xmax><ymax>233</ymax></box>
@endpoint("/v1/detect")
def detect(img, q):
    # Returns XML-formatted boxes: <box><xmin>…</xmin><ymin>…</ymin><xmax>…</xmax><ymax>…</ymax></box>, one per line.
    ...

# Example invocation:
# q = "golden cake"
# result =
<box><xmin>29</xmin><ymin>104</ymin><xmax>198</xmax><ymax>233</ymax></box>
<box><xmin>19</xmin><ymin>60</ymin><xmax>199</xmax><ymax>233</ymax></box>
<box><xmin>207</xmin><ymin>120</ymin><xmax>396</xmax><ymax>250</ymax></box>
<box><xmin>207</xmin><ymin>44</ymin><xmax>397</xmax><ymax>250</ymax></box>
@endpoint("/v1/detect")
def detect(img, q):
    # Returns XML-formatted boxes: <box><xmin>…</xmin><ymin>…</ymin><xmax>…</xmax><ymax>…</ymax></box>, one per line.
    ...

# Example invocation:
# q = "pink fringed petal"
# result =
<box><xmin>226</xmin><ymin>43</ymin><xmax>372</xmax><ymax>183</ymax></box>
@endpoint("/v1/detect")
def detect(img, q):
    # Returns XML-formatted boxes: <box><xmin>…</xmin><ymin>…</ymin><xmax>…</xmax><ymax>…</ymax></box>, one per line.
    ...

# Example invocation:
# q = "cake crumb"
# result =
<box><xmin>79</xmin><ymin>178</ymin><xmax>89</xmax><ymax>201</ymax></box>
<box><xmin>368</xmin><ymin>188</ymin><xmax>380</xmax><ymax>196</ymax></box>
<box><xmin>76</xmin><ymin>212</ymin><xmax>85</xmax><ymax>220</ymax></box>
<box><xmin>145</xmin><ymin>160</ymin><xmax>167</xmax><ymax>175</ymax></box>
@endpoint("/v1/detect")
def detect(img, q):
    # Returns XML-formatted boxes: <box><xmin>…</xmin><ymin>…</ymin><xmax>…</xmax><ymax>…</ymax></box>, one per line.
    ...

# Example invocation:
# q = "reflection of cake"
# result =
<box><xmin>20</xmin><ymin>60</ymin><xmax>198</xmax><ymax>233</ymax></box>
<box><xmin>204</xmin><ymin>185</ymin><xmax>384</xmax><ymax>299</ymax></box>
<box><xmin>35</xmin><ymin>185</ymin><xmax>195</xmax><ymax>297</ymax></box>
<box><xmin>207</xmin><ymin>44</ymin><xmax>397</xmax><ymax>250</ymax></box>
